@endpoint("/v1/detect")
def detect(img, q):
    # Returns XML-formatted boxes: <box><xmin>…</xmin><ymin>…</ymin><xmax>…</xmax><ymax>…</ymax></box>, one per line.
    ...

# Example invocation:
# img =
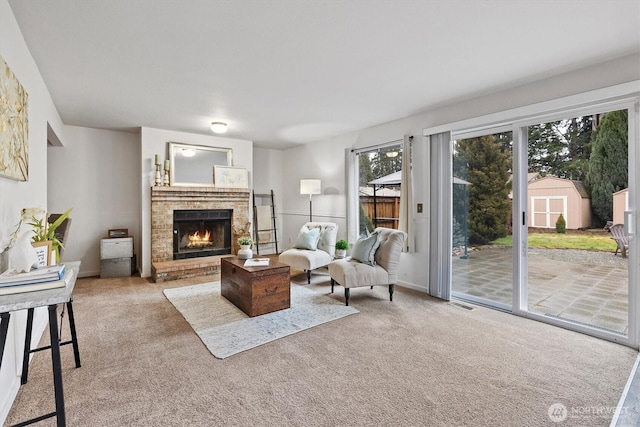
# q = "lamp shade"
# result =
<box><xmin>300</xmin><ymin>179</ymin><xmax>321</xmax><ymax>195</ymax></box>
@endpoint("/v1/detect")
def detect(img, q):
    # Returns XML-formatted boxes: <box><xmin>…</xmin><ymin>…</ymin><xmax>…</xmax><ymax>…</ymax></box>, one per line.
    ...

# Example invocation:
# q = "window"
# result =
<box><xmin>356</xmin><ymin>144</ymin><xmax>403</xmax><ymax>234</ymax></box>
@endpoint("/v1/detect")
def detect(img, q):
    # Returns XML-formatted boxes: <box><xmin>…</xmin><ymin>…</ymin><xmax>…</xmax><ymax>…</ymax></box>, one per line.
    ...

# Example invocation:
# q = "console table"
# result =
<box><xmin>0</xmin><ymin>261</ymin><xmax>81</xmax><ymax>427</ymax></box>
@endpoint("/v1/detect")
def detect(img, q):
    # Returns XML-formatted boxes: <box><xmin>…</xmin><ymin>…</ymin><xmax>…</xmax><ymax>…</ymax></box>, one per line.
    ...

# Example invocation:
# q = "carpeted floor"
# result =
<box><xmin>4</xmin><ymin>269</ymin><xmax>637</xmax><ymax>426</ymax></box>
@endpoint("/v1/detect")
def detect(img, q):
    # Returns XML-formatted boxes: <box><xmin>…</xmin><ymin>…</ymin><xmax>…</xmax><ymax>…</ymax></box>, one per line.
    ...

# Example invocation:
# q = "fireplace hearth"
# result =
<box><xmin>173</xmin><ymin>209</ymin><xmax>232</xmax><ymax>260</ymax></box>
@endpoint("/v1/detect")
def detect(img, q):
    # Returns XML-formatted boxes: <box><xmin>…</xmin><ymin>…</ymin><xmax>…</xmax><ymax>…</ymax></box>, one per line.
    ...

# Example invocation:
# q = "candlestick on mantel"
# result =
<box><xmin>154</xmin><ymin>164</ymin><xmax>162</xmax><ymax>186</ymax></box>
<box><xmin>155</xmin><ymin>154</ymin><xmax>160</xmax><ymax>165</ymax></box>
<box><xmin>164</xmin><ymin>160</ymin><xmax>170</xmax><ymax>171</ymax></box>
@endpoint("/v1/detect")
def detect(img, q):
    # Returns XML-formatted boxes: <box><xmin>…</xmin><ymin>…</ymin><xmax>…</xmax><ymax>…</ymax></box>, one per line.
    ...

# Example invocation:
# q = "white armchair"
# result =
<box><xmin>328</xmin><ymin>227</ymin><xmax>406</xmax><ymax>306</ymax></box>
<box><xmin>279</xmin><ymin>222</ymin><xmax>338</xmax><ymax>284</ymax></box>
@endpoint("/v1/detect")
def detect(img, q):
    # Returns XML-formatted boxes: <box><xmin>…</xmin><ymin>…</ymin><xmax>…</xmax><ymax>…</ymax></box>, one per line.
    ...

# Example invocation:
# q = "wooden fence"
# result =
<box><xmin>360</xmin><ymin>196</ymin><xmax>400</xmax><ymax>230</ymax></box>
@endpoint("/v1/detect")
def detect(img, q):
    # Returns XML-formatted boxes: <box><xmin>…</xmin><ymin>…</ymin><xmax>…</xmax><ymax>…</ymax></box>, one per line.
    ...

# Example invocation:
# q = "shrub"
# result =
<box><xmin>555</xmin><ymin>214</ymin><xmax>566</xmax><ymax>234</ymax></box>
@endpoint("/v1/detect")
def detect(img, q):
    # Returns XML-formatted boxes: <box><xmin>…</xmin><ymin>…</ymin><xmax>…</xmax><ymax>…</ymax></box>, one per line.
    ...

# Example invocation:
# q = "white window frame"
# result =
<box><xmin>351</xmin><ymin>140</ymin><xmax>404</xmax><ymax>236</ymax></box>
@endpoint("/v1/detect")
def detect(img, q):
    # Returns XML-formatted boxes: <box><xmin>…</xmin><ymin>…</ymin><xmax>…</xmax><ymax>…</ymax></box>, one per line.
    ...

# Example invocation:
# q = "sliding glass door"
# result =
<box><xmin>524</xmin><ymin>109</ymin><xmax>631</xmax><ymax>338</ymax></box>
<box><xmin>451</xmin><ymin>130</ymin><xmax>513</xmax><ymax>310</ymax></box>
<box><xmin>446</xmin><ymin>101</ymin><xmax>637</xmax><ymax>346</ymax></box>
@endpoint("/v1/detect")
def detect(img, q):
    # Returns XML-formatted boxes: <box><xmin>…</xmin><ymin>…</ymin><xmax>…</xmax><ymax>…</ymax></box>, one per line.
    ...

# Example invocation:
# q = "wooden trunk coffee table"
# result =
<box><xmin>221</xmin><ymin>257</ymin><xmax>290</xmax><ymax>317</ymax></box>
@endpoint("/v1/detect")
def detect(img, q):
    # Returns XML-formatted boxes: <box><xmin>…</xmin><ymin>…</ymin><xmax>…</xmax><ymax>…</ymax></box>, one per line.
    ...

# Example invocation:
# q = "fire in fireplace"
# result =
<box><xmin>173</xmin><ymin>209</ymin><xmax>232</xmax><ymax>260</ymax></box>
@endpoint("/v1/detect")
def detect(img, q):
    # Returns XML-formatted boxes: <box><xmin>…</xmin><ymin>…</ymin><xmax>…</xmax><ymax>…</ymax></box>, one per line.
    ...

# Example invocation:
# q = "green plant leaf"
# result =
<box><xmin>46</xmin><ymin>208</ymin><xmax>72</xmax><ymax>240</ymax></box>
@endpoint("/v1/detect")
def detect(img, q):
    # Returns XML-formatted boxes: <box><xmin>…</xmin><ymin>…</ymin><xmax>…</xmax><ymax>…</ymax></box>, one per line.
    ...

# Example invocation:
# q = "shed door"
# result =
<box><xmin>531</xmin><ymin>196</ymin><xmax>567</xmax><ymax>228</ymax></box>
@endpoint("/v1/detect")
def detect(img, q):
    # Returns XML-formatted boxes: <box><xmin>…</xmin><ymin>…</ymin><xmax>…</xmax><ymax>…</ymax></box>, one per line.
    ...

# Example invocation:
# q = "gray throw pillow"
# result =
<box><xmin>351</xmin><ymin>232</ymin><xmax>379</xmax><ymax>266</ymax></box>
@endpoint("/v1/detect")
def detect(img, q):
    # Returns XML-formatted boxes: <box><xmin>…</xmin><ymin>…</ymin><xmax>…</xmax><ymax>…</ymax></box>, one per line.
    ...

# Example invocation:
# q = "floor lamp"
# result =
<box><xmin>300</xmin><ymin>179</ymin><xmax>321</xmax><ymax>222</ymax></box>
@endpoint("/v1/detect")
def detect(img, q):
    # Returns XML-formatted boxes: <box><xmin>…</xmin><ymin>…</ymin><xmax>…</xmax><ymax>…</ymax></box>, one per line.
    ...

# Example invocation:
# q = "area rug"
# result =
<box><xmin>163</xmin><ymin>282</ymin><xmax>358</xmax><ymax>359</ymax></box>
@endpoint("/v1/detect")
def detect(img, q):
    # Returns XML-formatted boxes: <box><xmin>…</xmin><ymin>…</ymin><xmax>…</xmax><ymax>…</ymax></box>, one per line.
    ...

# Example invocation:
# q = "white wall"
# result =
<box><xmin>139</xmin><ymin>128</ymin><xmax>253</xmax><ymax>277</ymax></box>
<box><xmin>0</xmin><ymin>0</ymin><xmax>66</xmax><ymax>422</ymax></box>
<box><xmin>48</xmin><ymin>126</ymin><xmax>141</xmax><ymax>277</ymax></box>
<box><xmin>252</xmin><ymin>148</ymin><xmax>284</xmax><ymax>254</ymax></box>
<box><xmin>279</xmin><ymin>53</ymin><xmax>640</xmax><ymax>293</ymax></box>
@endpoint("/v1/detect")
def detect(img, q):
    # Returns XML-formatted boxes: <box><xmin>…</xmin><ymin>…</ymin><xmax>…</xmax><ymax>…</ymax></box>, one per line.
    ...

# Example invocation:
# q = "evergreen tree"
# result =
<box><xmin>555</xmin><ymin>214</ymin><xmax>566</xmax><ymax>234</ymax></box>
<box><xmin>585</xmin><ymin>110</ymin><xmax>628</xmax><ymax>224</ymax></box>
<box><xmin>528</xmin><ymin>116</ymin><xmax>593</xmax><ymax>180</ymax></box>
<box><xmin>371</xmin><ymin>147</ymin><xmax>402</xmax><ymax>179</ymax></box>
<box><xmin>358</xmin><ymin>153</ymin><xmax>375</xmax><ymax>186</ymax></box>
<box><xmin>453</xmin><ymin>135</ymin><xmax>511</xmax><ymax>245</ymax></box>
<box><xmin>359</xmin><ymin>203</ymin><xmax>374</xmax><ymax>234</ymax></box>
<box><xmin>563</xmin><ymin>116</ymin><xmax>593</xmax><ymax>181</ymax></box>
<box><xmin>528</xmin><ymin>122</ymin><xmax>565</xmax><ymax>176</ymax></box>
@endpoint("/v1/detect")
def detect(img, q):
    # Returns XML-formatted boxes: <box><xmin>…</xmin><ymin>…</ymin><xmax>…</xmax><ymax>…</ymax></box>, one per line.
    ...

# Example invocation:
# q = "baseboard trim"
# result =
<box><xmin>396</xmin><ymin>280</ymin><xmax>427</xmax><ymax>293</ymax></box>
<box><xmin>78</xmin><ymin>269</ymin><xmax>100</xmax><ymax>278</ymax></box>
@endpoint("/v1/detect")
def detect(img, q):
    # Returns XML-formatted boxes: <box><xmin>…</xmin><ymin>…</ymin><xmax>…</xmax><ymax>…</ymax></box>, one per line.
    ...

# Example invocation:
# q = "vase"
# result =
<box><xmin>335</xmin><ymin>249</ymin><xmax>346</xmax><ymax>259</ymax></box>
<box><xmin>238</xmin><ymin>244</ymin><xmax>253</xmax><ymax>260</ymax></box>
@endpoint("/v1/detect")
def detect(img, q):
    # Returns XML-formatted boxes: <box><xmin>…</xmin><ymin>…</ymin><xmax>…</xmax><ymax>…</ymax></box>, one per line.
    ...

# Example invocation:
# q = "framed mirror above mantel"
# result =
<box><xmin>169</xmin><ymin>142</ymin><xmax>233</xmax><ymax>186</ymax></box>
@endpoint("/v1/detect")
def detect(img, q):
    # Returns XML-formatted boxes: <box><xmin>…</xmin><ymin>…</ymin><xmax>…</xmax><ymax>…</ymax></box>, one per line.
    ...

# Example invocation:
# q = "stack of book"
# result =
<box><xmin>244</xmin><ymin>258</ymin><xmax>270</xmax><ymax>267</ymax></box>
<box><xmin>0</xmin><ymin>264</ymin><xmax>73</xmax><ymax>296</ymax></box>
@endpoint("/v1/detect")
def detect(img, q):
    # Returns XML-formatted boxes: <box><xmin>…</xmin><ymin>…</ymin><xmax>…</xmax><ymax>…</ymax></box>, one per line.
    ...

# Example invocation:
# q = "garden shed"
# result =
<box><xmin>528</xmin><ymin>176</ymin><xmax>591</xmax><ymax>229</ymax></box>
<box><xmin>613</xmin><ymin>188</ymin><xmax>629</xmax><ymax>224</ymax></box>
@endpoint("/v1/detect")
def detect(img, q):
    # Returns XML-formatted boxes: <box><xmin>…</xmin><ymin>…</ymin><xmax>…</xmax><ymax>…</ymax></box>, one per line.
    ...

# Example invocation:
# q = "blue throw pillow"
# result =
<box><xmin>351</xmin><ymin>232</ymin><xmax>379</xmax><ymax>266</ymax></box>
<box><xmin>294</xmin><ymin>227</ymin><xmax>320</xmax><ymax>250</ymax></box>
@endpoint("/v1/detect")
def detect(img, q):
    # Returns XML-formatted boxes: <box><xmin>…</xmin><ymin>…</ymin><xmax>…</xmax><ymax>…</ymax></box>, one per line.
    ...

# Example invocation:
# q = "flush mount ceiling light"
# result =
<box><xmin>210</xmin><ymin>122</ymin><xmax>228</xmax><ymax>134</ymax></box>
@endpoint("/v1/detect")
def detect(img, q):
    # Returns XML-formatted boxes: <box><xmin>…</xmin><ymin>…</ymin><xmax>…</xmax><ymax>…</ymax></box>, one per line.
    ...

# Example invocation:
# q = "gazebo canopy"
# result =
<box><xmin>453</xmin><ymin>177</ymin><xmax>472</xmax><ymax>185</ymax></box>
<box><xmin>368</xmin><ymin>171</ymin><xmax>401</xmax><ymax>186</ymax></box>
<box><xmin>368</xmin><ymin>171</ymin><xmax>472</xmax><ymax>186</ymax></box>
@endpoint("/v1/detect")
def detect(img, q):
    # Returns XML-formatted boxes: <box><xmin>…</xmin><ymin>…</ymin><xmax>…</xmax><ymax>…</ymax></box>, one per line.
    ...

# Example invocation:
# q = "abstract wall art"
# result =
<box><xmin>0</xmin><ymin>54</ymin><xmax>29</xmax><ymax>181</ymax></box>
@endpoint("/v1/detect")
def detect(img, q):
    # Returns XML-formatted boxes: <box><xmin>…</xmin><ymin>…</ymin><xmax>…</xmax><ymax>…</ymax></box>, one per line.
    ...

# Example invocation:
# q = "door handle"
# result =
<box><xmin>624</xmin><ymin>211</ymin><xmax>633</xmax><ymax>235</ymax></box>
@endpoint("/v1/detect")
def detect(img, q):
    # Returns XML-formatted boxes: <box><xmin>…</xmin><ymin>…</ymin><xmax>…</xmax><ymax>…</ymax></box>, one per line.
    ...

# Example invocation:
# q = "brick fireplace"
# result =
<box><xmin>150</xmin><ymin>186</ymin><xmax>251</xmax><ymax>282</ymax></box>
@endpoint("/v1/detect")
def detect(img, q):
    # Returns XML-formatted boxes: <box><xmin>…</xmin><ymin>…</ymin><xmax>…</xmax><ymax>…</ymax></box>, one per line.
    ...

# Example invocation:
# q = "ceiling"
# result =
<box><xmin>8</xmin><ymin>0</ymin><xmax>640</xmax><ymax>150</ymax></box>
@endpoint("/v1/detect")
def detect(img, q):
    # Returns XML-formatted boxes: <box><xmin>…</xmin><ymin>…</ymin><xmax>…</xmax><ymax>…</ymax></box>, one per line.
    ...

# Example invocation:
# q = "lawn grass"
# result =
<box><xmin>491</xmin><ymin>232</ymin><xmax>617</xmax><ymax>251</ymax></box>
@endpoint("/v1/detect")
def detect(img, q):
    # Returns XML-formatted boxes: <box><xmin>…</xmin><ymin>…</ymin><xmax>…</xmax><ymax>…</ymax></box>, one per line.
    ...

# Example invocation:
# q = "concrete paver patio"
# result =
<box><xmin>452</xmin><ymin>246</ymin><xmax>629</xmax><ymax>334</ymax></box>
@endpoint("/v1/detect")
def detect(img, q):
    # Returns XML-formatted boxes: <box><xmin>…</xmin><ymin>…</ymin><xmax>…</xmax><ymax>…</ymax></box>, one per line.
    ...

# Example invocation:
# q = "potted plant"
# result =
<box><xmin>335</xmin><ymin>239</ymin><xmax>348</xmax><ymax>258</ymax></box>
<box><xmin>29</xmin><ymin>208</ymin><xmax>72</xmax><ymax>263</ymax></box>
<box><xmin>237</xmin><ymin>236</ymin><xmax>253</xmax><ymax>260</ymax></box>
<box><xmin>3</xmin><ymin>207</ymin><xmax>72</xmax><ymax>266</ymax></box>
<box><xmin>238</xmin><ymin>236</ymin><xmax>253</xmax><ymax>247</ymax></box>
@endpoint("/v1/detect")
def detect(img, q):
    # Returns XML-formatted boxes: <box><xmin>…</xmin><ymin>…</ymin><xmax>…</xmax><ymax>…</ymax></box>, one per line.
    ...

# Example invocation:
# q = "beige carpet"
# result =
<box><xmin>4</xmin><ymin>270</ymin><xmax>637</xmax><ymax>426</ymax></box>
<box><xmin>163</xmin><ymin>281</ymin><xmax>358</xmax><ymax>358</ymax></box>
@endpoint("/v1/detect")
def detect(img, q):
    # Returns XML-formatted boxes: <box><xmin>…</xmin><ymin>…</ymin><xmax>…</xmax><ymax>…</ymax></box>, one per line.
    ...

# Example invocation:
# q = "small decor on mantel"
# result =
<box><xmin>237</xmin><ymin>236</ymin><xmax>253</xmax><ymax>260</ymax></box>
<box><xmin>154</xmin><ymin>154</ymin><xmax>162</xmax><ymax>186</ymax></box>
<box><xmin>163</xmin><ymin>159</ymin><xmax>170</xmax><ymax>186</ymax></box>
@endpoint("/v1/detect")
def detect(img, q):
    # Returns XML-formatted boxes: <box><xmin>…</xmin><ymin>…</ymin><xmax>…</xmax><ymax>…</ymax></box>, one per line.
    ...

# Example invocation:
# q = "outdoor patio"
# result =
<box><xmin>452</xmin><ymin>246</ymin><xmax>629</xmax><ymax>334</ymax></box>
